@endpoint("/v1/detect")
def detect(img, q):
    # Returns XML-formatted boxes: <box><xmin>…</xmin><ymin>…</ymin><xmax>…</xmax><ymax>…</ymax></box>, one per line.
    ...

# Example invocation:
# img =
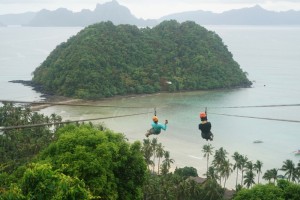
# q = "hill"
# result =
<box><xmin>32</xmin><ymin>20</ymin><xmax>252</xmax><ymax>99</ymax></box>
<box><xmin>32</xmin><ymin>20</ymin><xmax>251</xmax><ymax>99</ymax></box>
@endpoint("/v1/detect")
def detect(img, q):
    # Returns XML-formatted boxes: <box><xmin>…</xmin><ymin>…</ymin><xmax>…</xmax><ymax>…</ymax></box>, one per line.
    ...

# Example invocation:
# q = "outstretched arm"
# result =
<box><xmin>160</xmin><ymin>120</ymin><xmax>168</xmax><ymax>131</ymax></box>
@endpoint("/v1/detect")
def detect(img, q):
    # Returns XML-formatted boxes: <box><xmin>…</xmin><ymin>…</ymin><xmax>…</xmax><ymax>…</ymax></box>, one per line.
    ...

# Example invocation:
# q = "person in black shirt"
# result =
<box><xmin>198</xmin><ymin>112</ymin><xmax>213</xmax><ymax>141</ymax></box>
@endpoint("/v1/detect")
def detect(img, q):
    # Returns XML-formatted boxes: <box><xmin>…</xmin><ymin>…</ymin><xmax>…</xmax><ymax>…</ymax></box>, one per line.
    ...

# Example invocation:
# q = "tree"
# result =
<box><xmin>263</xmin><ymin>169</ymin><xmax>273</xmax><ymax>184</ymax></box>
<box><xmin>243</xmin><ymin>170</ymin><xmax>256</xmax><ymax>188</ymax></box>
<box><xmin>270</xmin><ymin>168</ymin><xmax>279</xmax><ymax>184</ymax></box>
<box><xmin>233</xmin><ymin>184</ymin><xmax>284</xmax><ymax>200</ymax></box>
<box><xmin>281</xmin><ymin>159</ymin><xmax>297</xmax><ymax>182</ymax></box>
<box><xmin>0</xmin><ymin>103</ymin><xmax>60</xmax><ymax>173</ymax></box>
<box><xmin>206</xmin><ymin>166</ymin><xmax>220</xmax><ymax>181</ymax></box>
<box><xmin>156</xmin><ymin>143</ymin><xmax>165</xmax><ymax>175</ymax></box>
<box><xmin>20</xmin><ymin>163</ymin><xmax>91</xmax><ymax>200</ymax></box>
<box><xmin>201</xmin><ymin>179</ymin><xmax>224</xmax><ymax>200</ymax></box>
<box><xmin>219</xmin><ymin>159</ymin><xmax>233</xmax><ymax>189</ymax></box>
<box><xmin>151</xmin><ymin>138</ymin><xmax>158</xmax><ymax>173</ymax></box>
<box><xmin>239</xmin><ymin>155</ymin><xmax>248</xmax><ymax>186</ymax></box>
<box><xmin>142</xmin><ymin>138</ymin><xmax>153</xmax><ymax>171</ymax></box>
<box><xmin>232</xmin><ymin>152</ymin><xmax>242</xmax><ymax>188</ymax></box>
<box><xmin>254</xmin><ymin>160</ymin><xmax>263</xmax><ymax>184</ymax></box>
<box><xmin>174</xmin><ymin>166</ymin><xmax>198</xmax><ymax>178</ymax></box>
<box><xmin>162</xmin><ymin>151</ymin><xmax>174</xmax><ymax>174</ymax></box>
<box><xmin>37</xmin><ymin>124</ymin><xmax>147</xmax><ymax>200</ymax></box>
<box><xmin>212</xmin><ymin>147</ymin><xmax>228</xmax><ymax>185</ymax></box>
<box><xmin>202</xmin><ymin>144</ymin><xmax>214</xmax><ymax>177</ymax></box>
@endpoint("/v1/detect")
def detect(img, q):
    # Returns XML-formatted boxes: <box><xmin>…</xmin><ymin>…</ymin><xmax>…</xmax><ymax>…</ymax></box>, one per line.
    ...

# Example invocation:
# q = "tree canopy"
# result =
<box><xmin>0</xmin><ymin>124</ymin><xmax>147</xmax><ymax>200</ymax></box>
<box><xmin>32</xmin><ymin>20</ymin><xmax>251</xmax><ymax>99</ymax></box>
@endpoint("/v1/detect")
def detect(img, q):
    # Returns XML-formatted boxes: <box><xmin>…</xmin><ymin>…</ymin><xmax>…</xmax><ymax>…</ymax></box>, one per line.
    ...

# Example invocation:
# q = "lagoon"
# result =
<box><xmin>1</xmin><ymin>25</ymin><xmax>300</xmax><ymax>189</ymax></box>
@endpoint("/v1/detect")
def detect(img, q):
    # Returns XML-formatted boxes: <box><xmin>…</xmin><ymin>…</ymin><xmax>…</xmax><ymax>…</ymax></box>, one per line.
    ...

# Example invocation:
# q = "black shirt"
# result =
<box><xmin>199</xmin><ymin>122</ymin><xmax>211</xmax><ymax>133</ymax></box>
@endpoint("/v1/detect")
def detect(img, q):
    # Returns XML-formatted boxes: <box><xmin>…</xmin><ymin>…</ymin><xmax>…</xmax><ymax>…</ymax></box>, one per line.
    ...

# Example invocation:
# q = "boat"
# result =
<box><xmin>253</xmin><ymin>140</ymin><xmax>263</xmax><ymax>143</ymax></box>
<box><xmin>294</xmin><ymin>150</ymin><xmax>300</xmax><ymax>155</ymax></box>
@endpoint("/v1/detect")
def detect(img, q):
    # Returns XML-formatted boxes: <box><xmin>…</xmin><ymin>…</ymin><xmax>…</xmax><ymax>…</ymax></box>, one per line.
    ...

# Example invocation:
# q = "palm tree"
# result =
<box><xmin>156</xmin><ymin>143</ymin><xmax>165</xmax><ymax>175</ymax></box>
<box><xmin>202</xmin><ymin>179</ymin><xmax>224</xmax><ymax>200</ymax></box>
<box><xmin>270</xmin><ymin>168</ymin><xmax>278</xmax><ymax>184</ymax></box>
<box><xmin>206</xmin><ymin>166</ymin><xmax>220</xmax><ymax>181</ymax></box>
<box><xmin>232</xmin><ymin>152</ymin><xmax>242</xmax><ymax>188</ymax></box>
<box><xmin>142</xmin><ymin>139</ymin><xmax>153</xmax><ymax>170</ymax></box>
<box><xmin>151</xmin><ymin>138</ymin><xmax>158</xmax><ymax>173</ymax></box>
<box><xmin>263</xmin><ymin>169</ymin><xmax>273</xmax><ymax>183</ymax></box>
<box><xmin>244</xmin><ymin>170</ymin><xmax>255</xmax><ymax>188</ymax></box>
<box><xmin>202</xmin><ymin>144</ymin><xmax>214</xmax><ymax>177</ymax></box>
<box><xmin>219</xmin><ymin>159</ymin><xmax>233</xmax><ymax>189</ymax></box>
<box><xmin>212</xmin><ymin>147</ymin><xmax>228</xmax><ymax>185</ymax></box>
<box><xmin>246</xmin><ymin>161</ymin><xmax>253</xmax><ymax>172</ymax></box>
<box><xmin>297</xmin><ymin>161</ymin><xmax>300</xmax><ymax>183</ymax></box>
<box><xmin>162</xmin><ymin>151</ymin><xmax>174</xmax><ymax>173</ymax></box>
<box><xmin>187</xmin><ymin>179</ymin><xmax>202</xmax><ymax>199</ymax></box>
<box><xmin>254</xmin><ymin>160</ymin><xmax>263</xmax><ymax>184</ymax></box>
<box><xmin>281</xmin><ymin>159</ymin><xmax>296</xmax><ymax>182</ymax></box>
<box><xmin>240</xmin><ymin>155</ymin><xmax>248</xmax><ymax>186</ymax></box>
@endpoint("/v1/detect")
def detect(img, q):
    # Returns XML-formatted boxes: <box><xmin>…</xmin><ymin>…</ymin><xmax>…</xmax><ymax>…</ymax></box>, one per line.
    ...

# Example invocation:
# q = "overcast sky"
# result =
<box><xmin>1</xmin><ymin>0</ymin><xmax>300</xmax><ymax>19</ymax></box>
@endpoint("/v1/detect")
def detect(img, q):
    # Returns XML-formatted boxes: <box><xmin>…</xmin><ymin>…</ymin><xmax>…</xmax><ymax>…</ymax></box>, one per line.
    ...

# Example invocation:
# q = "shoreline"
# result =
<box><xmin>9</xmin><ymin>79</ymin><xmax>252</xmax><ymax>109</ymax></box>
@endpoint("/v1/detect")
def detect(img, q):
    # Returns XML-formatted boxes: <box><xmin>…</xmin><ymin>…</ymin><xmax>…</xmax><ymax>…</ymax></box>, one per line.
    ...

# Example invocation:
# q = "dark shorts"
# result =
<box><xmin>201</xmin><ymin>131</ymin><xmax>213</xmax><ymax>140</ymax></box>
<box><xmin>149</xmin><ymin>128</ymin><xmax>161</xmax><ymax>135</ymax></box>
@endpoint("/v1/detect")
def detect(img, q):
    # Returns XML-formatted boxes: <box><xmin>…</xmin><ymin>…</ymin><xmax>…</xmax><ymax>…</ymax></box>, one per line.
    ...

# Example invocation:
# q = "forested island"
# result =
<box><xmin>32</xmin><ymin>20</ymin><xmax>251</xmax><ymax>99</ymax></box>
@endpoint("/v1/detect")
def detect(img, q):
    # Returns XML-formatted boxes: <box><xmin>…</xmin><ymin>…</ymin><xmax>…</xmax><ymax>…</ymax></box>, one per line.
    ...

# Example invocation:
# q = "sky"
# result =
<box><xmin>0</xmin><ymin>0</ymin><xmax>300</xmax><ymax>19</ymax></box>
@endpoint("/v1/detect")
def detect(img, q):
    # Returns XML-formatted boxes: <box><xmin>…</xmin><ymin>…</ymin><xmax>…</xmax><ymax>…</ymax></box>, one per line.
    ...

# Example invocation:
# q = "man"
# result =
<box><xmin>198</xmin><ymin>112</ymin><xmax>213</xmax><ymax>141</ymax></box>
<box><xmin>145</xmin><ymin>116</ymin><xmax>168</xmax><ymax>137</ymax></box>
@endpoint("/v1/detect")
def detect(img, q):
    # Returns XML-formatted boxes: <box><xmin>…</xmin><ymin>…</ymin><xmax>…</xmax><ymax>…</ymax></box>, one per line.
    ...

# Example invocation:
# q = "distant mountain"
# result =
<box><xmin>160</xmin><ymin>5</ymin><xmax>300</xmax><ymax>25</ymax></box>
<box><xmin>0</xmin><ymin>2</ymin><xmax>299</xmax><ymax>27</ymax></box>
<box><xmin>26</xmin><ymin>0</ymin><xmax>157</xmax><ymax>27</ymax></box>
<box><xmin>0</xmin><ymin>12</ymin><xmax>36</xmax><ymax>26</ymax></box>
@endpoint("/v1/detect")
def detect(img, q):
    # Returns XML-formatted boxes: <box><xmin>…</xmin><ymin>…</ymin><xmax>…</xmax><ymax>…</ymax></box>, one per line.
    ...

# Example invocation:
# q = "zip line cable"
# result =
<box><xmin>0</xmin><ymin>111</ymin><xmax>152</xmax><ymax>131</ymax></box>
<box><xmin>209</xmin><ymin>112</ymin><xmax>300</xmax><ymax>123</ymax></box>
<box><xmin>1</xmin><ymin>100</ymin><xmax>300</xmax><ymax>109</ymax></box>
<box><xmin>208</xmin><ymin>103</ymin><xmax>300</xmax><ymax>109</ymax></box>
<box><xmin>0</xmin><ymin>99</ymin><xmax>147</xmax><ymax>109</ymax></box>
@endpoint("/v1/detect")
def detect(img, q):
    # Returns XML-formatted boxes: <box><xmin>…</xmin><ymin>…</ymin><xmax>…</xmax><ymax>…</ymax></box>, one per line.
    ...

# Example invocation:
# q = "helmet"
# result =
<box><xmin>152</xmin><ymin>116</ymin><xmax>158</xmax><ymax>122</ymax></box>
<box><xmin>200</xmin><ymin>112</ymin><xmax>206</xmax><ymax>118</ymax></box>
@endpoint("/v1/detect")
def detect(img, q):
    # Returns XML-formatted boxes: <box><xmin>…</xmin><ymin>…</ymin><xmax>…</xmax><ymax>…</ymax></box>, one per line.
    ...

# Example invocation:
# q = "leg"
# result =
<box><xmin>145</xmin><ymin>130</ymin><xmax>151</xmax><ymax>137</ymax></box>
<box><xmin>145</xmin><ymin>128</ymin><xmax>155</xmax><ymax>137</ymax></box>
<box><xmin>210</xmin><ymin>132</ymin><xmax>214</xmax><ymax>141</ymax></box>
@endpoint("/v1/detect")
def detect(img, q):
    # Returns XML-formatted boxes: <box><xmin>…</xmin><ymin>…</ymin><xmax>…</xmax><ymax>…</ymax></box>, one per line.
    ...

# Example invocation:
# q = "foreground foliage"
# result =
<box><xmin>0</xmin><ymin>124</ymin><xmax>147</xmax><ymax>200</ymax></box>
<box><xmin>233</xmin><ymin>180</ymin><xmax>300</xmax><ymax>200</ymax></box>
<box><xmin>32</xmin><ymin>20</ymin><xmax>251</xmax><ymax>99</ymax></box>
<box><xmin>0</xmin><ymin>102</ymin><xmax>62</xmax><ymax>173</ymax></box>
<box><xmin>2</xmin><ymin>104</ymin><xmax>300</xmax><ymax>199</ymax></box>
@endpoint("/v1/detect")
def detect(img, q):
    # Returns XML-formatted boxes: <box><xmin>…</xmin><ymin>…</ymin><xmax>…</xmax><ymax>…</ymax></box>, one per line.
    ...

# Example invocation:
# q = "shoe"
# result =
<box><xmin>145</xmin><ymin>131</ymin><xmax>150</xmax><ymax>137</ymax></box>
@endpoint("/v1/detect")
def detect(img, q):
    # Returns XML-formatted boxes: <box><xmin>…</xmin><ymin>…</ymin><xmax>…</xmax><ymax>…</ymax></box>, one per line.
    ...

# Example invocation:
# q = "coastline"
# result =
<box><xmin>9</xmin><ymin>79</ymin><xmax>252</xmax><ymax>109</ymax></box>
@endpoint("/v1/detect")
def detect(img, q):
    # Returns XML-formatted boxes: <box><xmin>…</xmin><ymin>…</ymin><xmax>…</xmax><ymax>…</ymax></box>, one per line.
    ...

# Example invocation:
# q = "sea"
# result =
<box><xmin>1</xmin><ymin>25</ymin><xmax>300</xmax><ymax>189</ymax></box>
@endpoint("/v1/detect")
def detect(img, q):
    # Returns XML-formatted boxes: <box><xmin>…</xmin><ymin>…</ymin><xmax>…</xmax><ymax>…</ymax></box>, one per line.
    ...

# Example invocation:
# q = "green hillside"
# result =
<box><xmin>32</xmin><ymin>20</ymin><xmax>252</xmax><ymax>99</ymax></box>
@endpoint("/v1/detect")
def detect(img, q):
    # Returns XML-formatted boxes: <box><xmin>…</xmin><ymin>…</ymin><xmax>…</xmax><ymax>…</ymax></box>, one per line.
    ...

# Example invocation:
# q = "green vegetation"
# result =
<box><xmin>32</xmin><ymin>20</ymin><xmax>251</xmax><ymax>99</ymax></box>
<box><xmin>0</xmin><ymin>102</ymin><xmax>62</xmax><ymax>173</ymax></box>
<box><xmin>0</xmin><ymin>104</ymin><xmax>147</xmax><ymax>199</ymax></box>
<box><xmin>2</xmin><ymin>104</ymin><xmax>300</xmax><ymax>200</ymax></box>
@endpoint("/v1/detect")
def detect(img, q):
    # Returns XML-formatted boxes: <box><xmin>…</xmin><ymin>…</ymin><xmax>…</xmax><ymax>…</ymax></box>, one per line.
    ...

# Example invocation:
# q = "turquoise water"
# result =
<box><xmin>1</xmin><ymin>26</ymin><xmax>300</xmax><ymax>189</ymax></box>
